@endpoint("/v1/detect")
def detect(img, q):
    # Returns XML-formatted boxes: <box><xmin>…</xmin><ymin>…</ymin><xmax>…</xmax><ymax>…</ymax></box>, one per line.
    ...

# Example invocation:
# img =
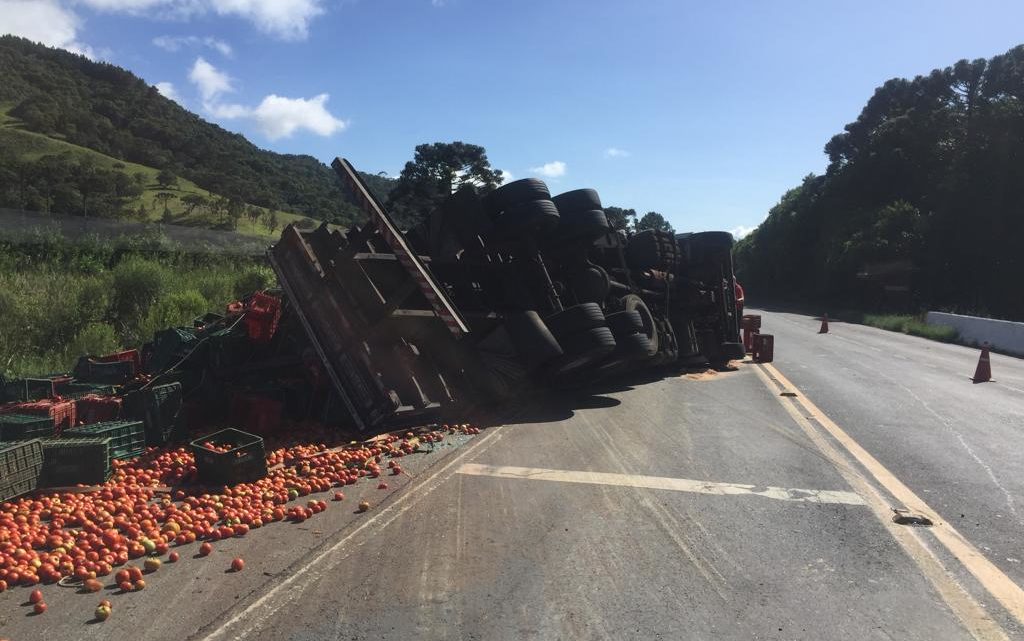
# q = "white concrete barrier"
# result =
<box><xmin>926</xmin><ymin>311</ymin><xmax>1024</xmax><ymax>356</ymax></box>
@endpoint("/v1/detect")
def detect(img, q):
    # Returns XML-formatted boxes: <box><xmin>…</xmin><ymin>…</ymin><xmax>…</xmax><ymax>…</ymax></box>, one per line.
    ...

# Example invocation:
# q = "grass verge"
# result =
<box><xmin>861</xmin><ymin>314</ymin><xmax>959</xmax><ymax>343</ymax></box>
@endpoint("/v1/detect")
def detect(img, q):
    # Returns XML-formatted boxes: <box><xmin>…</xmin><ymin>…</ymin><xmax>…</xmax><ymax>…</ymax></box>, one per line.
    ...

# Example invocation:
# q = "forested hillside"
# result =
<box><xmin>734</xmin><ymin>44</ymin><xmax>1024</xmax><ymax>320</ymax></box>
<box><xmin>0</xmin><ymin>36</ymin><xmax>389</xmax><ymax>225</ymax></box>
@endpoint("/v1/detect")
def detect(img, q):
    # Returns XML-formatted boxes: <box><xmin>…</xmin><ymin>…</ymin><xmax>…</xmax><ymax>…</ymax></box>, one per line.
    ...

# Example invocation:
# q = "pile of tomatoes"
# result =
<box><xmin>0</xmin><ymin>423</ymin><xmax>481</xmax><ymax>603</ymax></box>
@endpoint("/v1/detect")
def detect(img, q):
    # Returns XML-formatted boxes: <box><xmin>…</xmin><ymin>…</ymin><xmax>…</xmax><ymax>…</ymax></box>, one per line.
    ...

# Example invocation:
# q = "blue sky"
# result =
<box><xmin>3</xmin><ymin>1</ymin><xmax>1023</xmax><ymax>235</ymax></box>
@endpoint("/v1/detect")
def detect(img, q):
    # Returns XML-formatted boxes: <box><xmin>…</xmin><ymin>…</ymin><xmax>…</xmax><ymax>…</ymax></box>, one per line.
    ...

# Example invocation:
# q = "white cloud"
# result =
<box><xmin>73</xmin><ymin>0</ymin><xmax>325</xmax><ymax>41</ymax></box>
<box><xmin>604</xmin><ymin>147</ymin><xmax>630</xmax><ymax>158</ymax></box>
<box><xmin>0</xmin><ymin>0</ymin><xmax>96</xmax><ymax>57</ymax></box>
<box><xmin>529</xmin><ymin>161</ymin><xmax>566</xmax><ymax>179</ymax></box>
<box><xmin>729</xmin><ymin>225</ymin><xmax>756</xmax><ymax>240</ymax></box>
<box><xmin>499</xmin><ymin>169</ymin><xmax>514</xmax><ymax>184</ymax></box>
<box><xmin>212</xmin><ymin>93</ymin><xmax>346</xmax><ymax>140</ymax></box>
<box><xmin>153</xmin><ymin>35</ymin><xmax>232</xmax><ymax>56</ymax></box>
<box><xmin>210</xmin><ymin>0</ymin><xmax>323</xmax><ymax>40</ymax></box>
<box><xmin>189</xmin><ymin>56</ymin><xmax>234</xmax><ymax>102</ymax></box>
<box><xmin>155</xmin><ymin>81</ymin><xmax>184</xmax><ymax>104</ymax></box>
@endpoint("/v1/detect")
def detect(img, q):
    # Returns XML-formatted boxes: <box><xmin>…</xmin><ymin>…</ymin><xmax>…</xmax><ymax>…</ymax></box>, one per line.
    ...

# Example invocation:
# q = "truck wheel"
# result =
<box><xmin>611</xmin><ymin>331</ymin><xmax>653</xmax><ymax>361</ymax></box>
<box><xmin>491</xmin><ymin>199</ymin><xmax>560</xmax><ymax>239</ymax></box>
<box><xmin>626</xmin><ymin>230</ymin><xmax>680</xmax><ymax>271</ymax></box>
<box><xmin>543</xmin><ymin>302</ymin><xmax>606</xmax><ymax>337</ymax></box>
<box><xmin>552</xmin><ymin>188</ymin><xmax>602</xmax><ymax>213</ymax></box>
<box><xmin>621</xmin><ymin>295</ymin><xmax>658</xmax><ymax>356</ymax></box>
<box><xmin>547</xmin><ymin>327</ymin><xmax>617</xmax><ymax>374</ymax></box>
<box><xmin>565</xmin><ymin>265</ymin><xmax>611</xmax><ymax>304</ymax></box>
<box><xmin>486</xmin><ymin>178</ymin><xmax>551</xmax><ymax>213</ymax></box>
<box><xmin>556</xmin><ymin>209</ymin><xmax>611</xmax><ymax>242</ymax></box>
<box><xmin>605</xmin><ymin>310</ymin><xmax>643</xmax><ymax>336</ymax></box>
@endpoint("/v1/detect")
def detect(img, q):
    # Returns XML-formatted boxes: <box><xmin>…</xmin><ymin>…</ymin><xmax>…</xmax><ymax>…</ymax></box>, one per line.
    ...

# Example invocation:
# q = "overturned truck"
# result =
<box><xmin>269</xmin><ymin>158</ymin><xmax>744</xmax><ymax>432</ymax></box>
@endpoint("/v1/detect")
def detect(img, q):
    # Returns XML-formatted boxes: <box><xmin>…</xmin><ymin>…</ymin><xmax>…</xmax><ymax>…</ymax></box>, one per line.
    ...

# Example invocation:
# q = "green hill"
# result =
<box><xmin>0</xmin><ymin>36</ymin><xmax>393</xmax><ymax>232</ymax></box>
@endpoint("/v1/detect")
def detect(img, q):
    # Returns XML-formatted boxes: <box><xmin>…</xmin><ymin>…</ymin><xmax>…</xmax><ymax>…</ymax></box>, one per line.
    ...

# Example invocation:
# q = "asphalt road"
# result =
<box><xmin>2</xmin><ymin>310</ymin><xmax>1022</xmax><ymax>640</ymax></box>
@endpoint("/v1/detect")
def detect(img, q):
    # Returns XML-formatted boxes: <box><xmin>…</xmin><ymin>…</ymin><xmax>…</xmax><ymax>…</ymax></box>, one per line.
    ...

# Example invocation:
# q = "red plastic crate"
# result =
<box><xmin>6</xmin><ymin>399</ymin><xmax>76</xmax><ymax>435</ymax></box>
<box><xmin>229</xmin><ymin>392</ymin><xmax>283</xmax><ymax>435</ymax></box>
<box><xmin>75</xmin><ymin>394</ymin><xmax>123</xmax><ymax>425</ymax></box>
<box><xmin>753</xmin><ymin>333</ymin><xmax>774</xmax><ymax>363</ymax></box>
<box><xmin>95</xmin><ymin>349</ymin><xmax>142</xmax><ymax>373</ymax></box>
<box><xmin>243</xmin><ymin>292</ymin><xmax>282</xmax><ymax>343</ymax></box>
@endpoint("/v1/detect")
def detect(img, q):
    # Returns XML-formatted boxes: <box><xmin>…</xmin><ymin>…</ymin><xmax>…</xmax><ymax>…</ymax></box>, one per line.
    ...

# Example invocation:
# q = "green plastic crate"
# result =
<box><xmin>64</xmin><ymin>420</ymin><xmax>144</xmax><ymax>461</ymax></box>
<box><xmin>0</xmin><ymin>439</ymin><xmax>43</xmax><ymax>501</ymax></box>
<box><xmin>0</xmin><ymin>413</ymin><xmax>55</xmax><ymax>442</ymax></box>
<box><xmin>55</xmin><ymin>381</ymin><xmax>119</xmax><ymax>399</ymax></box>
<box><xmin>40</xmin><ymin>437</ymin><xmax>111</xmax><ymax>486</ymax></box>
<box><xmin>190</xmin><ymin>428</ymin><xmax>267</xmax><ymax>485</ymax></box>
<box><xmin>125</xmin><ymin>383</ymin><xmax>185</xmax><ymax>446</ymax></box>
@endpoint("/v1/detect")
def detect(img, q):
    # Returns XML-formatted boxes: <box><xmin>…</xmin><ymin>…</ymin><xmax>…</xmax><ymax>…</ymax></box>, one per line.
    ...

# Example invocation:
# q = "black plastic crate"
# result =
<box><xmin>190</xmin><ymin>428</ymin><xmax>267</xmax><ymax>485</ymax></box>
<box><xmin>56</xmin><ymin>381</ymin><xmax>120</xmax><ymax>399</ymax></box>
<box><xmin>73</xmin><ymin>357</ymin><xmax>135</xmax><ymax>384</ymax></box>
<box><xmin>64</xmin><ymin>420</ymin><xmax>144</xmax><ymax>461</ymax></box>
<box><xmin>0</xmin><ymin>439</ymin><xmax>44</xmax><ymax>500</ymax></box>
<box><xmin>125</xmin><ymin>382</ymin><xmax>185</xmax><ymax>446</ymax></box>
<box><xmin>0</xmin><ymin>413</ymin><xmax>55</xmax><ymax>442</ymax></box>
<box><xmin>2</xmin><ymin>377</ymin><xmax>66</xmax><ymax>403</ymax></box>
<box><xmin>40</xmin><ymin>436</ymin><xmax>110</xmax><ymax>486</ymax></box>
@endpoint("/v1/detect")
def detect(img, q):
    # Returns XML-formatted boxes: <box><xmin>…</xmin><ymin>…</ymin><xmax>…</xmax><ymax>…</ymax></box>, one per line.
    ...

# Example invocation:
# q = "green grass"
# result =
<box><xmin>0</xmin><ymin>116</ymin><xmax>317</xmax><ymax>239</ymax></box>
<box><xmin>861</xmin><ymin>314</ymin><xmax>959</xmax><ymax>343</ymax></box>
<box><xmin>0</xmin><ymin>245</ymin><xmax>275</xmax><ymax>378</ymax></box>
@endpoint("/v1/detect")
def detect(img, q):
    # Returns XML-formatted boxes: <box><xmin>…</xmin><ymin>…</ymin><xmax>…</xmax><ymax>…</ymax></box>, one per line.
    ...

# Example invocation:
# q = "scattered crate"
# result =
<box><xmin>73</xmin><ymin>356</ymin><xmax>136</xmax><ymax>384</ymax></box>
<box><xmin>65</xmin><ymin>420</ymin><xmax>144</xmax><ymax>461</ymax></box>
<box><xmin>95</xmin><ymin>349</ymin><xmax>142</xmax><ymax>373</ymax></box>
<box><xmin>55</xmin><ymin>381</ymin><xmax>119</xmax><ymax>399</ymax></box>
<box><xmin>190</xmin><ymin>428</ymin><xmax>267</xmax><ymax>485</ymax></box>
<box><xmin>2</xmin><ymin>376</ymin><xmax>71</xmax><ymax>403</ymax></box>
<box><xmin>0</xmin><ymin>439</ymin><xmax>44</xmax><ymax>501</ymax></box>
<box><xmin>0</xmin><ymin>413</ymin><xmax>55</xmax><ymax>442</ymax></box>
<box><xmin>124</xmin><ymin>382</ymin><xmax>185</xmax><ymax>446</ymax></box>
<box><xmin>39</xmin><ymin>436</ymin><xmax>111</xmax><ymax>486</ymax></box>
<box><xmin>75</xmin><ymin>394</ymin><xmax>123</xmax><ymax>424</ymax></box>
<box><xmin>753</xmin><ymin>333</ymin><xmax>774</xmax><ymax>363</ymax></box>
<box><xmin>229</xmin><ymin>391</ymin><xmax>284</xmax><ymax>435</ymax></box>
<box><xmin>6</xmin><ymin>398</ymin><xmax>76</xmax><ymax>434</ymax></box>
<box><xmin>243</xmin><ymin>291</ymin><xmax>282</xmax><ymax>344</ymax></box>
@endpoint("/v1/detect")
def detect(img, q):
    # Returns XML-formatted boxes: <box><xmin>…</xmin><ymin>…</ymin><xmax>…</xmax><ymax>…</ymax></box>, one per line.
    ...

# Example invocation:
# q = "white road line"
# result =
<box><xmin>456</xmin><ymin>463</ymin><xmax>866</xmax><ymax>506</ymax></box>
<box><xmin>197</xmin><ymin>427</ymin><xmax>508</xmax><ymax>641</ymax></box>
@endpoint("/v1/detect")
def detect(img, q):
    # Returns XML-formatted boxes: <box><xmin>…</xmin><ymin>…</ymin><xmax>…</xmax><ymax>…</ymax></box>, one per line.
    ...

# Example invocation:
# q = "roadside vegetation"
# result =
<box><xmin>734</xmin><ymin>44</ymin><xmax>1024</xmax><ymax>323</ymax></box>
<box><xmin>0</xmin><ymin>234</ymin><xmax>274</xmax><ymax>378</ymax></box>
<box><xmin>861</xmin><ymin>314</ymin><xmax>958</xmax><ymax>343</ymax></box>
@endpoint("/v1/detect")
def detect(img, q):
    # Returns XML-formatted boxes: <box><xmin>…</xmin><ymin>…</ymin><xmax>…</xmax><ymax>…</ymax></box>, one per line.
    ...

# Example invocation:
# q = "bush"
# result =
<box><xmin>111</xmin><ymin>258</ymin><xmax>168</xmax><ymax>321</ymax></box>
<box><xmin>192</xmin><ymin>273</ymin><xmax>235</xmax><ymax>308</ymax></box>
<box><xmin>233</xmin><ymin>267</ymin><xmax>274</xmax><ymax>299</ymax></box>
<box><xmin>137</xmin><ymin>289</ymin><xmax>209</xmax><ymax>342</ymax></box>
<box><xmin>68</xmin><ymin>323</ymin><xmax>120</xmax><ymax>358</ymax></box>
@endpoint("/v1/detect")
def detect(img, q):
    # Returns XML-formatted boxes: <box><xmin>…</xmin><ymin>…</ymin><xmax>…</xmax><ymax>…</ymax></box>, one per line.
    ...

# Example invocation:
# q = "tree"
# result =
<box><xmin>154</xmin><ymin>192</ymin><xmax>176</xmax><ymax>219</ymax></box>
<box><xmin>156</xmin><ymin>169</ymin><xmax>178</xmax><ymax>190</ymax></box>
<box><xmin>180</xmin><ymin>193</ymin><xmax>207</xmax><ymax>216</ymax></box>
<box><xmin>387</xmin><ymin>142</ymin><xmax>504</xmax><ymax>227</ymax></box>
<box><xmin>264</xmin><ymin>211</ymin><xmax>279</xmax><ymax>234</ymax></box>
<box><xmin>636</xmin><ymin>211</ymin><xmax>674</xmax><ymax>233</ymax></box>
<box><xmin>604</xmin><ymin>206</ymin><xmax>638</xmax><ymax>233</ymax></box>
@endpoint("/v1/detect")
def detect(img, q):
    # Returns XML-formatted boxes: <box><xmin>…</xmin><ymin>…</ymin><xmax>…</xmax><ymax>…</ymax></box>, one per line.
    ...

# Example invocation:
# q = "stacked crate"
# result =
<box><xmin>0</xmin><ymin>439</ymin><xmax>44</xmax><ymax>500</ymax></box>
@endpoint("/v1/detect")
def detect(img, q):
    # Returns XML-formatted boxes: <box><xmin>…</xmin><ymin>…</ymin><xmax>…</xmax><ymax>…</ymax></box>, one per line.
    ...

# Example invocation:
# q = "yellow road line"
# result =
<box><xmin>756</xmin><ymin>362</ymin><xmax>1023</xmax><ymax>638</ymax></box>
<box><xmin>457</xmin><ymin>463</ymin><xmax>866</xmax><ymax>505</ymax></box>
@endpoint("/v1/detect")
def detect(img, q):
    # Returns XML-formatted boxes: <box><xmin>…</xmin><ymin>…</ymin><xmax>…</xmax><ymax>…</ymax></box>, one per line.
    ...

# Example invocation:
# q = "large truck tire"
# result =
<box><xmin>621</xmin><ymin>294</ymin><xmax>658</xmax><ymax>357</ymax></box>
<box><xmin>605</xmin><ymin>310</ymin><xmax>644</xmax><ymax>336</ymax></box>
<box><xmin>543</xmin><ymin>302</ymin><xmax>606</xmax><ymax>337</ymax></box>
<box><xmin>552</xmin><ymin>188</ymin><xmax>602</xmax><ymax>212</ymax></box>
<box><xmin>626</xmin><ymin>229</ymin><xmax>680</xmax><ymax>272</ymax></box>
<box><xmin>491</xmin><ymin>199</ymin><xmax>560</xmax><ymax>239</ymax></box>
<box><xmin>546</xmin><ymin>327</ymin><xmax>617</xmax><ymax>375</ymax></box>
<box><xmin>486</xmin><ymin>178</ymin><xmax>551</xmax><ymax>213</ymax></box>
<box><xmin>555</xmin><ymin>209</ymin><xmax>611</xmax><ymax>243</ymax></box>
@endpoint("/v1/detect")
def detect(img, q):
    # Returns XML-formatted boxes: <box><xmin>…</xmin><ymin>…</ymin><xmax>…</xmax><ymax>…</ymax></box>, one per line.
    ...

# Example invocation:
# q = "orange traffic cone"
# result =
<box><xmin>972</xmin><ymin>343</ymin><xmax>992</xmax><ymax>383</ymax></box>
<box><xmin>818</xmin><ymin>314</ymin><xmax>829</xmax><ymax>334</ymax></box>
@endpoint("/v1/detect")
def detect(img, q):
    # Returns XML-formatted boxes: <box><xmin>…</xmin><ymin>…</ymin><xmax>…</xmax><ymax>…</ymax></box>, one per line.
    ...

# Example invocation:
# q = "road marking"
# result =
<box><xmin>456</xmin><ymin>463</ymin><xmax>866</xmax><ymax>506</ymax></box>
<box><xmin>196</xmin><ymin>426</ymin><xmax>508</xmax><ymax>641</ymax></box>
<box><xmin>755</xmin><ymin>363</ymin><xmax>1020</xmax><ymax>640</ymax></box>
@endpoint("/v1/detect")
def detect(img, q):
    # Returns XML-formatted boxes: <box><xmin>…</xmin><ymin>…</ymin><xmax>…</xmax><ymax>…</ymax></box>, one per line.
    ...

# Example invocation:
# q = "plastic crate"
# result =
<box><xmin>55</xmin><ymin>381</ymin><xmax>119</xmax><ymax>399</ymax></box>
<box><xmin>229</xmin><ymin>392</ymin><xmax>284</xmax><ymax>436</ymax></box>
<box><xmin>190</xmin><ymin>428</ymin><xmax>267</xmax><ymax>485</ymax></box>
<box><xmin>10</xmin><ymin>399</ymin><xmax>75</xmax><ymax>434</ymax></box>
<box><xmin>0</xmin><ymin>413</ymin><xmax>55</xmax><ymax>441</ymax></box>
<box><xmin>0</xmin><ymin>439</ymin><xmax>44</xmax><ymax>500</ymax></box>
<box><xmin>147</xmin><ymin>327</ymin><xmax>200</xmax><ymax>374</ymax></box>
<box><xmin>2</xmin><ymin>376</ymin><xmax>71</xmax><ymax>403</ymax></box>
<box><xmin>124</xmin><ymin>382</ymin><xmax>185</xmax><ymax>446</ymax></box>
<box><xmin>75</xmin><ymin>394</ymin><xmax>123</xmax><ymax>424</ymax></box>
<box><xmin>64</xmin><ymin>420</ymin><xmax>144</xmax><ymax>461</ymax></box>
<box><xmin>73</xmin><ymin>356</ymin><xmax>136</xmax><ymax>384</ymax></box>
<box><xmin>193</xmin><ymin>312</ymin><xmax>224</xmax><ymax>329</ymax></box>
<box><xmin>95</xmin><ymin>349</ymin><xmax>142</xmax><ymax>373</ymax></box>
<box><xmin>40</xmin><ymin>436</ymin><xmax>110</xmax><ymax>486</ymax></box>
<box><xmin>243</xmin><ymin>292</ymin><xmax>282</xmax><ymax>343</ymax></box>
